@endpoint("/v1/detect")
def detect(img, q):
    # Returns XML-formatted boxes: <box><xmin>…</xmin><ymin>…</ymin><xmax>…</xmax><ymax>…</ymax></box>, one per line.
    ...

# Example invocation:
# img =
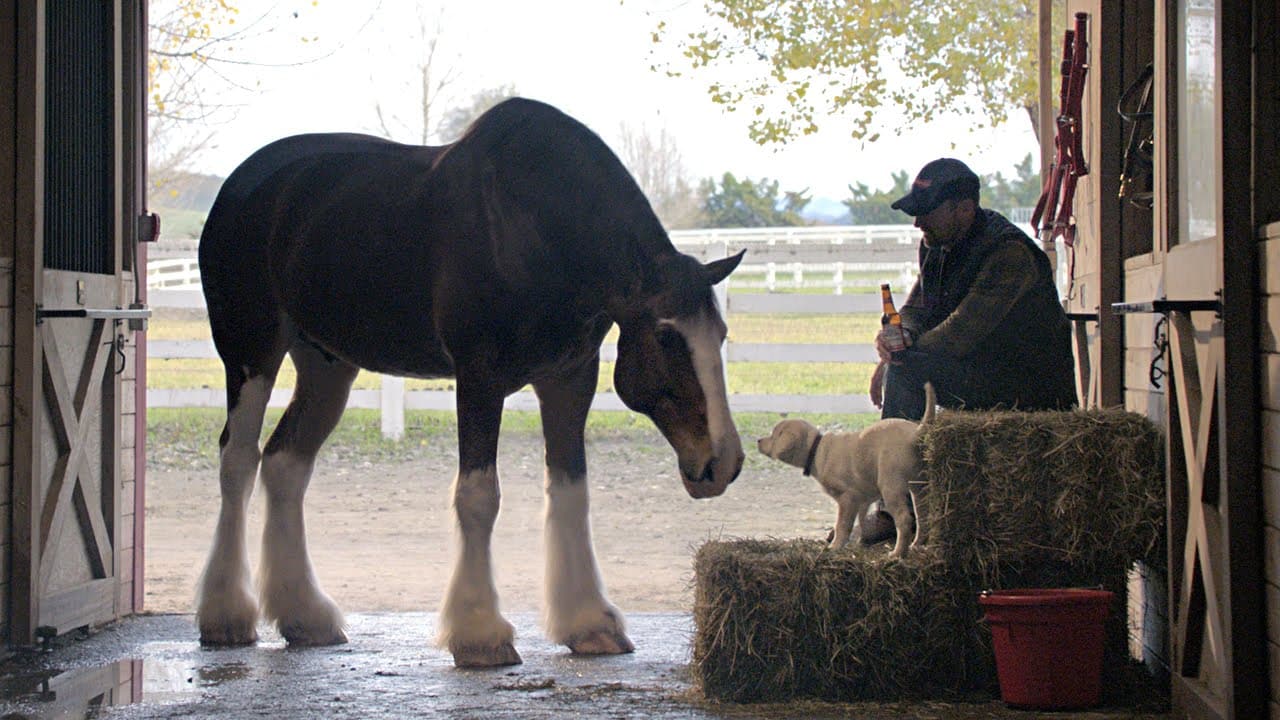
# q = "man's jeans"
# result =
<box><xmin>880</xmin><ymin>348</ymin><xmax>1075</xmax><ymax>421</ymax></box>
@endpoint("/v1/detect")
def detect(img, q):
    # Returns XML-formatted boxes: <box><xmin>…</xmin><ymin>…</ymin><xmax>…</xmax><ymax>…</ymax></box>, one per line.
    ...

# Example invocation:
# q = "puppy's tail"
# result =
<box><xmin>921</xmin><ymin>382</ymin><xmax>936</xmax><ymax>425</ymax></box>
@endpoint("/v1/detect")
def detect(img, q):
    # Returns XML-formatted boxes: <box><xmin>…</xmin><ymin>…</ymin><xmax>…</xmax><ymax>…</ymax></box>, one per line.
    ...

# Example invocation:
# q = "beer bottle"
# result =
<box><xmin>880</xmin><ymin>283</ymin><xmax>907</xmax><ymax>354</ymax></box>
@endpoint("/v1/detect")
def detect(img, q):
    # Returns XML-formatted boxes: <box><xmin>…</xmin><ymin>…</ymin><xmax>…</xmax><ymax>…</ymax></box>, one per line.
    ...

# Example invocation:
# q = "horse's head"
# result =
<box><xmin>613</xmin><ymin>250</ymin><xmax>746</xmax><ymax>499</ymax></box>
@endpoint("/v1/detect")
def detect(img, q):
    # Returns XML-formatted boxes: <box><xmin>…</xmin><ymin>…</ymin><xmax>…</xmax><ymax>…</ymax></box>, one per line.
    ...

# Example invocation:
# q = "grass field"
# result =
<box><xmin>145</xmin><ymin>307</ymin><xmax>882</xmax><ymax>456</ymax></box>
<box><xmin>148</xmin><ymin>406</ymin><xmax>881</xmax><ymax>470</ymax></box>
<box><xmin>146</xmin><ymin>310</ymin><xmax>882</xmax><ymax>396</ymax></box>
<box><xmin>152</xmin><ymin>206</ymin><xmax>206</xmax><ymax>239</ymax></box>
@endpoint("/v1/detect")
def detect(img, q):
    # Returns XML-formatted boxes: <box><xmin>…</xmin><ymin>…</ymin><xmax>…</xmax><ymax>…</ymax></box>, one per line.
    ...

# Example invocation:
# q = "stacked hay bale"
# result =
<box><xmin>693</xmin><ymin>409</ymin><xmax>1164</xmax><ymax>702</ymax></box>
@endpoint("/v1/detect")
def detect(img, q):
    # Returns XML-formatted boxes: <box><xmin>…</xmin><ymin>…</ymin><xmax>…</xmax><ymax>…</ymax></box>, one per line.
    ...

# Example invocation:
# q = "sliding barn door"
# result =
<box><xmin>11</xmin><ymin>0</ymin><xmax>136</xmax><ymax>642</ymax></box>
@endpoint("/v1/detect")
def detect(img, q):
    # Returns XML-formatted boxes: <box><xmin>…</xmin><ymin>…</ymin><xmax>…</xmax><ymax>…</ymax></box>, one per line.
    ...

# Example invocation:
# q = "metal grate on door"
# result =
<box><xmin>44</xmin><ymin>0</ymin><xmax>114</xmax><ymax>275</ymax></box>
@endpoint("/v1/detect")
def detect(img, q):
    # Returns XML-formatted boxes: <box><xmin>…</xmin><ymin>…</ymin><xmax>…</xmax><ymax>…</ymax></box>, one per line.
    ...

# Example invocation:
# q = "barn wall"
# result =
<box><xmin>1124</xmin><ymin>254</ymin><xmax>1168</xmax><ymax>675</ymax></box>
<box><xmin>0</xmin><ymin>0</ymin><xmax>16</xmax><ymax>646</ymax></box>
<box><xmin>117</xmin><ymin>283</ymin><xmax>137</xmax><ymax>616</ymax></box>
<box><xmin>0</xmin><ymin>261</ymin><xmax>11</xmax><ymax>645</ymax></box>
<box><xmin>1260</xmin><ymin>224</ymin><xmax>1280</xmax><ymax>717</ymax></box>
<box><xmin>1063</xmin><ymin>0</ymin><xmax>1152</xmax><ymax>408</ymax></box>
<box><xmin>1059</xmin><ymin>0</ymin><xmax>1168</xmax><ymax>672</ymax></box>
<box><xmin>117</xmin><ymin>0</ymin><xmax>147</xmax><ymax>618</ymax></box>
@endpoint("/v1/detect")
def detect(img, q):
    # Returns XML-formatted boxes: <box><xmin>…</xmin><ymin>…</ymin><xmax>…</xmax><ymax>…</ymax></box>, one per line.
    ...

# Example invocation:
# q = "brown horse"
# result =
<box><xmin>194</xmin><ymin>98</ymin><xmax>745</xmax><ymax>667</ymax></box>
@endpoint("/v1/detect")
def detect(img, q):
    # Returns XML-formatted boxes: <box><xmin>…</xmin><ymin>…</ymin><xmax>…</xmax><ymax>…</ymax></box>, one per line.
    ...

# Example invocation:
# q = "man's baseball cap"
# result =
<box><xmin>890</xmin><ymin>158</ymin><xmax>981</xmax><ymax>216</ymax></box>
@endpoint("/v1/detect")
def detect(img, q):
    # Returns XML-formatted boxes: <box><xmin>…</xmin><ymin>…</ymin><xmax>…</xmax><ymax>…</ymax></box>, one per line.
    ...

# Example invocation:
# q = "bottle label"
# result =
<box><xmin>883</xmin><ymin>325</ymin><xmax>908</xmax><ymax>353</ymax></box>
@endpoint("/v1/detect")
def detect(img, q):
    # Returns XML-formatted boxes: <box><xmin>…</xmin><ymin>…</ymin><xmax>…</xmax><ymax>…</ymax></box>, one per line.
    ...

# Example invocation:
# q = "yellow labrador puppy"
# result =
<box><xmin>757</xmin><ymin>383</ymin><xmax>935</xmax><ymax>557</ymax></box>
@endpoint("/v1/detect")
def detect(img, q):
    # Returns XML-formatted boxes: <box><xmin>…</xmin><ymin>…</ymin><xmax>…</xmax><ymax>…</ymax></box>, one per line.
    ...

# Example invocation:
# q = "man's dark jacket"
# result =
<box><xmin>899</xmin><ymin>209</ymin><xmax>1076</xmax><ymax>408</ymax></box>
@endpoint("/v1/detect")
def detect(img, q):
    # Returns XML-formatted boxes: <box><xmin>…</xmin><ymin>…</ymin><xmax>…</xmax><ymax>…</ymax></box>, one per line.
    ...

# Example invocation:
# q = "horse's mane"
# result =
<box><xmin>452</xmin><ymin>98</ymin><xmax>676</xmax><ymax>289</ymax></box>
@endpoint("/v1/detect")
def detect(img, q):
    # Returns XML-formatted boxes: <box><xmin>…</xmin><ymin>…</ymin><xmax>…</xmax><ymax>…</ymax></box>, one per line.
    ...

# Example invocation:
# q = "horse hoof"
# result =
<box><xmin>199</xmin><ymin>621</ymin><xmax>259</xmax><ymax>647</ymax></box>
<box><xmin>452</xmin><ymin>643</ymin><xmax>523</xmax><ymax>668</ymax></box>
<box><xmin>568</xmin><ymin>630</ymin><xmax>635</xmax><ymax>655</ymax></box>
<box><xmin>279</xmin><ymin>622</ymin><xmax>349</xmax><ymax>647</ymax></box>
<box><xmin>197</xmin><ymin>584</ymin><xmax>259</xmax><ymax>646</ymax></box>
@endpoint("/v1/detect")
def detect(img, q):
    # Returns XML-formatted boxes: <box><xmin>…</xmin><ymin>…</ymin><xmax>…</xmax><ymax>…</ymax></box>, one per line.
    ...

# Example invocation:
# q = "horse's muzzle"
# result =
<box><xmin>681</xmin><ymin>444</ymin><xmax>744</xmax><ymax>499</ymax></box>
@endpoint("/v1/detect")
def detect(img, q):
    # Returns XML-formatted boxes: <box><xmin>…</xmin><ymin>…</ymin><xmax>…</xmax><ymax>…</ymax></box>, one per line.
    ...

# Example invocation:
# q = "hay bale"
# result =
<box><xmin>918</xmin><ymin>408</ymin><xmax>1165</xmax><ymax>583</ymax></box>
<box><xmin>692</xmin><ymin>409</ymin><xmax>1165</xmax><ymax>703</ymax></box>
<box><xmin>693</xmin><ymin>541</ymin><xmax>990</xmax><ymax>702</ymax></box>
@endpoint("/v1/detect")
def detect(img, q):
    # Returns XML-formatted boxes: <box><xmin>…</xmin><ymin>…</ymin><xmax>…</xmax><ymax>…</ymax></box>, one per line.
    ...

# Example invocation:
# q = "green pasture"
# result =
<box><xmin>146</xmin><ymin>312</ymin><xmax>882</xmax><ymax>396</ymax></box>
<box><xmin>145</xmin><ymin>309</ymin><xmax>881</xmax><ymax>461</ymax></box>
<box><xmin>149</xmin><ymin>358</ymin><xmax>877</xmax><ymax>396</ymax></box>
<box><xmin>152</xmin><ymin>206</ymin><xmax>206</xmax><ymax>239</ymax></box>
<box><xmin>146</xmin><ymin>312</ymin><xmax>882</xmax><ymax>342</ymax></box>
<box><xmin>148</xmin><ymin>407</ymin><xmax>880</xmax><ymax>471</ymax></box>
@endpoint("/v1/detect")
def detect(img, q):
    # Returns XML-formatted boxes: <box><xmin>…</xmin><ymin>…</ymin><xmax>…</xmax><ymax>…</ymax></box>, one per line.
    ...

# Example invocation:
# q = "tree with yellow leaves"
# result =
<box><xmin>654</xmin><ymin>1</ymin><xmax>1060</xmax><ymax>146</ymax></box>
<box><xmin>147</xmin><ymin>1</ymin><xmax>330</xmax><ymax>205</ymax></box>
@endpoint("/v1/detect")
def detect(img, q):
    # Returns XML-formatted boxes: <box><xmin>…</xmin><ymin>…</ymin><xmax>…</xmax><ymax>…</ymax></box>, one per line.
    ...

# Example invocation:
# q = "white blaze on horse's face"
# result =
<box><xmin>656</xmin><ymin>308</ymin><xmax>744</xmax><ymax>499</ymax></box>
<box><xmin>612</xmin><ymin>250</ymin><xmax>746</xmax><ymax>499</ymax></box>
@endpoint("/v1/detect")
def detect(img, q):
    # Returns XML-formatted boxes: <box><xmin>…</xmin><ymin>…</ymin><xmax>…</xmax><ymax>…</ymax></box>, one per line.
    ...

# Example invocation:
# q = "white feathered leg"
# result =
<box><xmin>257</xmin><ymin>449</ymin><xmax>347</xmax><ymax>645</ymax></box>
<box><xmin>253</xmin><ymin>343</ymin><xmax>355</xmax><ymax>646</ymax></box>
<box><xmin>197</xmin><ymin>375</ymin><xmax>269</xmax><ymax>645</ymax></box>
<box><xmin>439</xmin><ymin>466</ymin><xmax>520</xmax><ymax>667</ymax></box>
<box><xmin>543</xmin><ymin>469</ymin><xmax>633</xmax><ymax>655</ymax></box>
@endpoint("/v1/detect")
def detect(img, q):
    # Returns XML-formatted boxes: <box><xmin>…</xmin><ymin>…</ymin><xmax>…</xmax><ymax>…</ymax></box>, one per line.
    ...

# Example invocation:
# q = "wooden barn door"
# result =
<box><xmin>1155</xmin><ymin>2</ymin><xmax>1265</xmax><ymax>718</ymax></box>
<box><xmin>11</xmin><ymin>0</ymin><xmax>143</xmax><ymax>643</ymax></box>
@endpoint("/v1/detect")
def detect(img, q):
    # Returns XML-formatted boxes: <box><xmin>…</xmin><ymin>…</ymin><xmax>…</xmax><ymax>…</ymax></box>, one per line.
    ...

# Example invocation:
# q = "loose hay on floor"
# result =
<box><xmin>693</xmin><ymin>409</ymin><xmax>1164</xmax><ymax>704</ymax></box>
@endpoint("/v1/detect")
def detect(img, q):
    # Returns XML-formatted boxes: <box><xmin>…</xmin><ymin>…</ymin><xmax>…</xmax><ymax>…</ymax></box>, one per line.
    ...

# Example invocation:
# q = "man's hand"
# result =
<box><xmin>874</xmin><ymin>325</ymin><xmax>912</xmax><ymax>362</ymax></box>
<box><xmin>869</xmin><ymin>360</ymin><xmax>887</xmax><ymax>409</ymax></box>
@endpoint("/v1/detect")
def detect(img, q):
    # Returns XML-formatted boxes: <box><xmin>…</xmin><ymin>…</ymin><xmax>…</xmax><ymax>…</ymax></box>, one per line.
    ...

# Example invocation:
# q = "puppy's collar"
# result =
<box><xmin>802</xmin><ymin>433</ymin><xmax>823</xmax><ymax>477</ymax></box>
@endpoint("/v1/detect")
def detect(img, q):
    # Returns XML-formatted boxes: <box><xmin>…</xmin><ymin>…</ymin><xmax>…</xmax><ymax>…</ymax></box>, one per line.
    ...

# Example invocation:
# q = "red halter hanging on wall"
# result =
<box><xmin>1031</xmin><ymin>12</ymin><xmax>1090</xmax><ymax>253</ymax></box>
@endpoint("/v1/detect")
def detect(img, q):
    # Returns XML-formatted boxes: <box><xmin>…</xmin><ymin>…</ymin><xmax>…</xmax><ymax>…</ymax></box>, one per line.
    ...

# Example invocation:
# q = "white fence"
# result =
<box><xmin>147</xmin><ymin>257</ymin><xmax>202</xmax><ymax>289</ymax></box>
<box><xmin>146</xmin><ymin>226</ymin><xmax>920</xmax><ymax>429</ymax></box>
<box><xmin>671</xmin><ymin>225</ymin><xmax>919</xmax><ymax>294</ymax></box>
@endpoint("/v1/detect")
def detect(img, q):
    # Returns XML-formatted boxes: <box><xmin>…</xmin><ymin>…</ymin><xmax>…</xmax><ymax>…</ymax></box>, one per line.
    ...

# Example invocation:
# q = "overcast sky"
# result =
<box><xmin>183</xmin><ymin>0</ymin><xmax>1039</xmax><ymax>202</ymax></box>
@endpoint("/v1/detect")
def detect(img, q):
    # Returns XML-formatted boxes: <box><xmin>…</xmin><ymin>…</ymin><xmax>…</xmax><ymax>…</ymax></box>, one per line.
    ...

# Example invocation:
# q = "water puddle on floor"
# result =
<box><xmin>0</xmin><ymin>656</ymin><xmax>250</xmax><ymax>717</ymax></box>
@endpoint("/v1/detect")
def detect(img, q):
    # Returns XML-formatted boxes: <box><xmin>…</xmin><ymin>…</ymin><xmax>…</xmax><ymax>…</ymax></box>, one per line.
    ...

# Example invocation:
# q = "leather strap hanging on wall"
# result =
<box><xmin>1031</xmin><ymin>12</ymin><xmax>1091</xmax><ymax>285</ymax></box>
<box><xmin>1117</xmin><ymin>63</ymin><xmax>1155</xmax><ymax>209</ymax></box>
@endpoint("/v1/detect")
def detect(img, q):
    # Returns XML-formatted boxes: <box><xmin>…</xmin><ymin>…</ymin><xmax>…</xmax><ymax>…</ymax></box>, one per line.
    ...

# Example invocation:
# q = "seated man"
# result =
<box><xmin>863</xmin><ymin>158</ymin><xmax>1077</xmax><ymax>542</ymax></box>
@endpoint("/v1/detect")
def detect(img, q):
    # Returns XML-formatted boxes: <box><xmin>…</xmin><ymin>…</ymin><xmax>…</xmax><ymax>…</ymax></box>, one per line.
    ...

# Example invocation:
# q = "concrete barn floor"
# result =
<box><xmin>0</xmin><ymin>612</ymin><xmax>1168</xmax><ymax>719</ymax></box>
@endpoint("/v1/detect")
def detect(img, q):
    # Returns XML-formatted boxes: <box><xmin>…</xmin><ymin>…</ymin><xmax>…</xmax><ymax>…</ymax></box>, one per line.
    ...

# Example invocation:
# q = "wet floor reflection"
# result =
<box><xmin>0</xmin><ymin>656</ymin><xmax>250</xmax><ymax>718</ymax></box>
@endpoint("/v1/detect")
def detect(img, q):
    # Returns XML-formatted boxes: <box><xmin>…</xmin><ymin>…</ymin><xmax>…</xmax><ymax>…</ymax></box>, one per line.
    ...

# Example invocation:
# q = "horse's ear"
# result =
<box><xmin>702</xmin><ymin>249</ymin><xmax>746</xmax><ymax>286</ymax></box>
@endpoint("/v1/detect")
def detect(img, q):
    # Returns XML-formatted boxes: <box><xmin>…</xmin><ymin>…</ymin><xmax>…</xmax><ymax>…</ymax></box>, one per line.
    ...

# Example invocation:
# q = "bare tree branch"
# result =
<box><xmin>147</xmin><ymin>0</ymin><xmax>378</xmax><ymax>208</ymax></box>
<box><xmin>369</xmin><ymin>6</ymin><xmax>462</xmax><ymax>145</ymax></box>
<box><xmin>617</xmin><ymin>122</ymin><xmax>705</xmax><ymax>229</ymax></box>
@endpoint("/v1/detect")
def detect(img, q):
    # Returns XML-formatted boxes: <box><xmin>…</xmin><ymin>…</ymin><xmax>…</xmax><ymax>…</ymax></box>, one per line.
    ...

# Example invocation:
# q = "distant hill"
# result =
<box><xmin>150</xmin><ymin>171</ymin><xmax>225</xmax><ymax>240</ymax></box>
<box><xmin>150</xmin><ymin>171</ymin><xmax>224</xmax><ymax>213</ymax></box>
<box><xmin>800</xmin><ymin>196</ymin><xmax>851</xmax><ymax>224</ymax></box>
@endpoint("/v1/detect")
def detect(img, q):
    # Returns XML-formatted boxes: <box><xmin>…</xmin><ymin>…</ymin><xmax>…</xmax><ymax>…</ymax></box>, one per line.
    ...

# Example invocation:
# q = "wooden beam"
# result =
<box><xmin>1096</xmin><ymin>0</ymin><xmax>1125</xmax><ymax>408</ymax></box>
<box><xmin>1254</xmin><ymin>0</ymin><xmax>1280</xmax><ymax>225</ymax></box>
<box><xmin>10</xmin><ymin>0</ymin><xmax>45</xmax><ymax>647</ymax></box>
<box><xmin>125</xmin><ymin>0</ymin><xmax>150</xmax><ymax>618</ymax></box>
<box><xmin>1222</xmin><ymin>1</ymin><xmax>1266</xmax><ymax>717</ymax></box>
<box><xmin>1039</xmin><ymin>0</ymin><xmax>1054</xmax><ymax>172</ymax></box>
<box><xmin>0</xmin><ymin>1</ymin><xmax>15</xmax><ymax>261</ymax></box>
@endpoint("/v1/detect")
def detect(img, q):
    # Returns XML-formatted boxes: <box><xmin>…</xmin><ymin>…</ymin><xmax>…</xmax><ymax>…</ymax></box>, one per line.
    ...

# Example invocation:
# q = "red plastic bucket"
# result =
<box><xmin>978</xmin><ymin>588</ymin><xmax>1114</xmax><ymax>709</ymax></box>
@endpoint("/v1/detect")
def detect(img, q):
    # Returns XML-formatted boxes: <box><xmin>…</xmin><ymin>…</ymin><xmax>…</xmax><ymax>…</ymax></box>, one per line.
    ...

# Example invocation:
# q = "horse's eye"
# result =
<box><xmin>656</xmin><ymin>325</ymin><xmax>684</xmax><ymax>350</ymax></box>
